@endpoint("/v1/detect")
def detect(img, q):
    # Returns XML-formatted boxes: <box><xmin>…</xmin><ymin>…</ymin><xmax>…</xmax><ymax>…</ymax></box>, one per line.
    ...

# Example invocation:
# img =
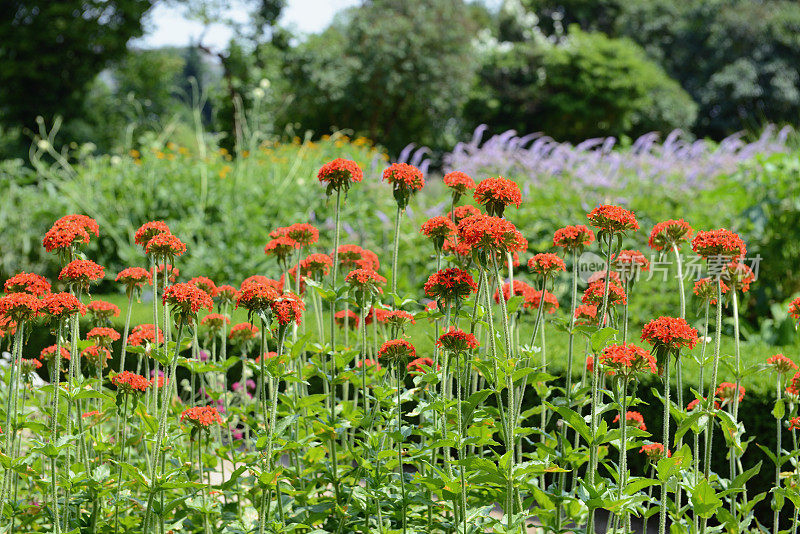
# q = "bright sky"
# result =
<box><xmin>136</xmin><ymin>0</ymin><xmax>362</xmax><ymax>49</ymax></box>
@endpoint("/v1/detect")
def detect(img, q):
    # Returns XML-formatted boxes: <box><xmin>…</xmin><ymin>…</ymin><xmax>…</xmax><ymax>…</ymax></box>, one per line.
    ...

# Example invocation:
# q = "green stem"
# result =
<box><xmin>391</xmin><ymin>205</ymin><xmax>402</xmax><ymax>297</ymax></box>
<box><xmin>396</xmin><ymin>365</ymin><xmax>407</xmax><ymax>534</ymax></box>
<box><xmin>659</xmin><ymin>351</ymin><xmax>673</xmax><ymax>534</ymax></box>
<box><xmin>774</xmin><ymin>374</ymin><xmax>783</xmax><ymax>534</ymax></box>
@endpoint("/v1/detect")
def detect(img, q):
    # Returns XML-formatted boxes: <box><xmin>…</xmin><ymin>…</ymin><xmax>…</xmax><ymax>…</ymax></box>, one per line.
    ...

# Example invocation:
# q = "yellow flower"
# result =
<box><xmin>219</xmin><ymin>165</ymin><xmax>232</xmax><ymax>179</ymax></box>
<box><xmin>129</xmin><ymin>149</ymin><xmax>140</xmax><ymax>158</ymax></box>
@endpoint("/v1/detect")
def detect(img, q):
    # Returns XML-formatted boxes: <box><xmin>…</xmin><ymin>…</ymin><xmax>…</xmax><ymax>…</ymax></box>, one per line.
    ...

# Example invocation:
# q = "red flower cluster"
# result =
<box><xmin>407</xmin><ymin>357</ymin><xmax>439</xmax><ymax>374</ymax></box>
<box><xmin>574</xmin><ymin>304</ymin><xmax>598</xmax><ymax>325</ymax></box>
<box><xmin>587</xmin><ymin>205</ymin><xmax>639</xmax><ymax>233</ymax></box>
<box><xmin>790</xmin><ymin>297</ymin><xmax>800</xmax><ymax>321</ymax></box>
<box><xmin>553</xmin><ymin>225</ymin><xmax>595</xmax><ymax>250</ymax></box>
<box><xmin>201</xmin><ymin>313</ymin><xmax>230</xmax><ymax>330</ymax></box>
<box><xmin>237</xmin><ymin>281</ymin><xmax>281</xmax><ymax>312</ymax></box>
<box><xmin>19</xmin><ymin>358</ymin><xmax>43</xmax><ymax>375</ymax></box>
<box><xmin>4</xmin><ymin>272</ymin><xmax>51</xmax><ymax>296</ymax></box>
<box><xmin>335</xmin><ymin>310</ymin><xmax>359</xmax><ymax>329</ymax></box>
<box><xmin>188</xmin><ymin>276</ymin><xmax>218</xmax><ymax>297</ymax></box>
<box><xmin>43</xmin><ymin>215</ymin><xmax>99</xmax><ymax>252</ymax></box>
<box><xmin>691</xmin><ymin>229</ymin><xmax>746</xmax><ymax>259</ymax></box>
<box><xmin>216</xmin><ymin>285</ymin><xmax>239</xmax><ymax>305</ymax></box>
<box><xmin>599</xmin><ymin>343</ymin><xmax>657</xmax><ymax>375</ymax></box>
<box><xmin>277</xmin><ymin>223</ymin><xmax>319</xmax><ymax>248</ymax></box>
<box><xmin>152</xmin><ymin>264</ymin><xmax>180</xmax><ymax>284</ymax></box>
<box><xmin>38</xmin><ymin>345</ymin><xmax>71</xmax><ymax>364</ymax></box>
<box><xmin>494</xmin><ymin>281</ymin><xmax>533</xmax><ymax>305</ymax></box>
<box><xmin>473</xmin><ymin>176</ymin><xmax>522</xmax><ymax>216</ymax></box>
<box><xmin>424</xmin><ymin>268</ymin><xmax>478</xmax><ymax>303</ymax></box>
<box><xmin>240</xmin><ymin>275</ymin><xmax>281</xmax><ymax>293</ymax></box>
<box><xmin>145</xmin><ymin>233</ymin><xmax>186</xmax><ymax>258</ymax></box>
<box><xmin>0</xmin><ymin>293</ymin><xmax>40</xmax><ymax>322</ymax></box>
<box><xmin>81</xmin><ymin>345</ymin><xmax>111</xmax><ymax>367</ymax></box>
<box><xmin>443</xmin><ymin>171</ymin><xmax>476</xmax><ymax>196</ymax></box>
<box><xmin>271</xmin><ymin>292</ymin><xmax>305</xmax><ymax>326</ymax></box>
<box><xmin>383</xmin><ymin>163</ymin><xmax>425</xmax><ymax>191</ymax></box>
<box><xmin>87</xmin><ymin>300</ymin><xmax>120</xmax><ymax>320</ymax></box>
<box><xmin>640</xmin><ymin>443</ymin><xmax>670</xmax><ymax>460</ymax></box>
<box><xmin>687</xmin><ymin>397</ymin><xmax>721</xmax><ymax>411</ymax></box>
<box><xmin>649</xmin><ymin>219</ymin><xmax>693</xmax><ymax>251</ymax></box>
<box><xmin>40</xmin><ymin>292</ymin><xmax>86</xmax><ymax>319</ymax></box>
<box><xmin>229</xmin><ymin>322</ymin><xmax>259</xmax><ymax>343</ymax></box>
<box><xmin>450</xmin><ymin>205</ymin><xmax>481</xmax><ymax>224</ymax></box>
<box><xmin>134</xmin><ymin>221</ymin><xmax>170</xmax><ymax>247</ymax></box>
<box><xmin>692</xmin><ymin>278</ymin><xmax>729</xmax><ymax>305</ymax></box>
<box><xmin>357</xmin><ymin>358</ymin><xmax>382</xmax><ymax>371</ymax></box>
<box><xmin>128</xmin><ymin>324</ymin><xmax>164</xmax><ymax>347</ymax></box>
<box><xmin>437</xmin><ymin>327</ymin><xmax>479</xmax><ymax>352</ymax></box>
<box><xmin>457</xmin><ymin>215</ymin><xmax>527</xmax><ymax>255</ymax></box>
<box><xmin>528</xmin><ymin>253</ymin><xmax>566</xmax><ymax>277</ymax></box>
<box><xmin>86</xmin><ymin>327</ymin><xmax>120</xmax><ymax>346</ymax></box>
<box><xmin>59</xmin><ymin>259</ymin><xmax>104</xmax><ymax>287</ymax></box>
<box><xmin>641</xmin><ymin>316</ymin><xmax>699</xmax><ymax>351</ymax></box>
<box><xmin>334</xmin><ymin>245</ymin><xmax>380</xmax><ymax>271</ymax></box>
<box><xmin>420</xmin><ymin>216</ymin><xmax>457</xmax><ymax>247</ymax></box>
<box><xmin>767</xmin><ymin>354</ymin><xmax>797</xmax><ymax>374</ymax></box>
<box><xmin>380</xmin><ymin>310</ymin><xmax>416</xmax><ymax>329</ymax></box>
<box><xmin>612</xmin><ymin>411</ymin><xmax>646</xmax><ymax>431</ymax></box>
<box><xmin>722</xmin><ymin>261</ymin><xmax>754</xmax><ymax>293</ymax></box>
<box><xmin>789</xmin><ymin>417</ymin><xmax>800</xmax><ymax>431</ymax></box>
<box><xmin>111</xmin><ymin>371</ymin><xmax>151</xmax><ymax>393</ymax></box>
<box><xmin>180</xmin><ymin>406</ymin><xmax>224</xmax><ymax>429</ymax></box>
<box><xmin>527</xmin><ymin>289</ymin><xmax>559</xmax><ymax>314</ymax></box>
<box><xmin>788</xmin><ymin>371</ymin><xmax>800</xmax><ymax>397</ymax></box>
<box><xmin>317</xmin><ymin>158</ymin><xmax>363</xmax><ymax>192</ymax></box>
<box><xmin>581</xmin><ymin>280</ymin><xmax>627</xmax><ymax>307</ymax></box>
<box><xmin>612</xmin><ymin>250</ymin><xmax>651</xmax><ymax>273</ymax></box>
<box><xmin>300</xmin><ymin>254</ymin><xmax>333</xmax><ymax>278</ymax></box>
<box><xmin>377</xmin><ymin>339</ymin><xmax>416</xmax><ymax>363</ymax></box>
<box><xmin>344</xmin><ymin>269</ymin><xmax>387</xmax><ymax>294</ymax></box>
<box><xmin>163</xmin><ymin>283</ymin><xmax>214</xmax><ymax>317</ymax></box>
<box><xmin>264</xmin><ymin>236</ymin><xmax>296</xmax><ymax>262</ymax></box>
<box><xmin>587</xmin><ymin>270</ymin><xmax>621</xmax><ymax>285</ymax></box>
<box><xmin>715</xmin><ymin>382</ymin><xmax>745</xmax><ymax>404</ymax></box>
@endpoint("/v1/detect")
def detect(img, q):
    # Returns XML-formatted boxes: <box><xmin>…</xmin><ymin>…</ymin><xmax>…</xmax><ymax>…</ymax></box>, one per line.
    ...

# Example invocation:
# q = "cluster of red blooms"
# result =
<box><xmin>188</xmin><ymin>276</ymin><xmax>218</xmax><ymax>297</ymax></box>
<box><xmin>42</xmin><ymin>214</ymin><xmax>99</xmax><ymax>253</ymax></box>
<box><xmin>528</xmin><ymin>253</ymin><xmax>566</xmax><ymax>277</ymax></box>
<box><xmin>443</xmin><ymin>171</ymin><xmax>476</xmax><ymax>196</ymax></box>
<box><xmin>317</xmin><ymin>158</ymin><xmax>363</xmax><ymax>192</ymax></box>
<box><xmin>201</xmin><ymin>313</ymin><xmax>231</xmax><ymax>330</ymax></box>
<box><xmin>383</xmin><ymin>163</ymin><xmax>425</xmax><ymax>192</ymax></box>
<box><xmin>599</xmin><ymin>343</ymin><xmax>657</xmax><ymax>375</ymax></box>
<box><xmin>574</xmin><ymin>304</ymin><xmax>598</xmax><ymax>325</ymax></box>
<box><xmin>81</xmin><ymin>345</ymin><xmax>111</xmax><ymax>367</ymax></box>
<box><xmin>789</xmin><ymin>297</ymin><xmax>800</xmax><ymax>321</ymax></box>
<box><xmin>437</xmin><ymin>327</ymin><xmax>479</xmax><ymax>352</ymax></box>
<box><xmin>216</xmin><ymin>285</ymin><xmax>239</xmax><ymax>305</ymax></box>
<box><xmin>767</xmin><ymin>354</ymin><xmax>798</xmax><ymax>374</ymax></box>
<box><xmin>420</xmin><ymin>216</ymin><xmax>457</xmax><ymax>249</ymax></box>
<box><xmin>380</xmin><ymin>310</ymin><xmax>416</xmax><ymax>330</ymax></box>
<box><xmin>272</xmin><ymin>223</ymin><xmax>320</xmax><ymax>248</ymax></box>
<box><xmin>357</xmin><ymin>358</ymin><xmax>382</xmax><ymax>371</ymax></box>
<box><xmin>494</xmin><ymin>281</ymin><xmax>532</xmax><ymax>308</ymax></box>
<box><xmin>271</xmin><ymin>292</ymin><xmax>305</xmax><ymax>326</ymax></box>
<box><xmin>4</xmin><ymin>272</ymin><xmax>51</xmax><ymax>296</ymax></box>
<box><xmin>344</xmin><ymin>269</ymin><xmax>387</xmax><ymax>291</ymax></box>
<box><xmin>241</xmin><ymin>275</ymin><xmax>281</xmax><ymax>294</ymax></box>
<box><xmin>237</xmin><ymin>281</ymin><xmax>281</xmax><ymax>312</ymax></box>
<box><xmin>715</xmin><ymin>382</ymin><xmax>745</xmax><ymax>404</ymax></box>
<box><xmin>693</xmin><ymin>278</ymin><xmax>729</xmax><ymax>305</ymax></box>
<box><xmin>335</xmin><ymin>310</ymin><xmax>359</xmax><ymax>329</ymax></box>
<box><xmin>407</xmin><ymin>357</ymin><xmax>439</xmax><ymax>374</ymax></box>
<box><xmin>473</xmin><ymin>176</ymin><xmax>522</xmax><ymax>216</ymax></box>
<box><xmin>335</xmin><ymin>245</ymin><xmax>380</xmax><ymax>271</ymax></box>
<box><xmin>722</xmin><ymin>261</ymin><xmax>754</xmax><ymax>293</ymax></box>
<box><xmin>612</xmin><ymin>411</ymin><xmax>646</xmax><ymax>431</ymax></box>
<box><xmin>228</xmin><ymin>322</ymin><xmax>259</xmax><ymax>343</ymax></box>
<box><xmin>648</xmin><ymin>219</ymin><xmax>693</xmax><ymax>251</ymax></box>
<box><xmin>152</xmin><ymin>264</ymin><xmax>179</xmax><ymax>284</ymax></box>
<box><xmin>687</xmin><ymin>397</ymin><xmax>721</xmax><ymax>411</ymax></box>
<box><xmin>59</xmin><ymin>259</ymin><xmax>105</xmax><ymax>288</ymax></box>
<box><xmin>377</xmin><ymin>339</ymin><xmax>416</xmax><ymax>363</ymax></box>
<box><xmin>582</xmin><ymin>280</ymin><xmax>627</xmax><ymax>307</ymax></box>
<box><xmin>134</xmin><ymin>221</ymin><xmax>170</xmax><ymax>247</ymax></box>
<box><xmin>450</xmin><ymin>205</ymin><xmax>481</xmax><ymax>224</ymax></box>
<box><xmin>38</xmin><ymin>345</ymin><xmax>71</xmax><ymax>364</ymax></box>
<box><xmin>587</xmin><ymin>205</ymin><xmax>639</xmax><ymax>233</ymax></box>
<box><xmin>180</xmin><ymin>406</ymin><xmax>224</xmax><ymax>429</ymax></box>
<box><xmin>640</xmin><ymin>443</ymin><xmax>670</xmax><ymax>460</ymax></box>
<box><xmin>457</xmin><ymin>215</ymin><xmax>527</xmax><ymax>256</ymax></box>
<box><xmin>612</xmin><ymin>250</ymin><xmax>651</xmax><ymax>274</ymax></box>
<box><xmin>87</xmin><ymin>300</ymin><xmax>120</xmax><ymax>320</ymax></box>
<box><xmin>163</xmin><ymin>283</ymin><xmax>214</xmax><ymax>318</ymax></box>
<box><xmin>145</xmin><ymin>233</ymin><xmax>186</xmax><ymax>259</ymax></box>
<box><xmin>424</xmin><ymin>268</ymin><xmax>478</xmax><ymax>303</ymax></box>
<box><xmin>0</xmin><ymin>293</ymin><xmax>41</xmax><ymax>322</ymax></box>
<box><xmin>111</xmin><ymin>371</ymin><xmax>151</xmax><ymax>393</ymax></box>
<box><xmin>128</xmin><ymin>324</ymin><xmax>164</xmax><ymax>346</ymax></box>
<box><xmin>264</xmin><ymin>236</ymin><xmax>296</xmax><ymax>262</ymax></box>
<box><xmin>528</xmin><ymin>290</ymin><xmax>559</xmax><ymax>314</ymax></box>
<box><xmin>641</xmin><ymin>316</ymin><xmax>699</xmax><ymax>351</ymax></box>
<box><xmin>553</xmin><ymin>224</ymin><xmax>595</xmax><ymax>250</ymax></box>
<box><xmin>789</xmin><ymin>417</ymin><xmax>800</xmax><ymax>431</ymax></box>
<box><xmin>691</xmin><ymin>228</ymin><xmax>746</xmax><ymax>259</ymax></box>
<box><xmin>86</xmin><ymin>326</ymin><xmax>120</xmax><ymax>347</ymax></box>
<box><xmin>19</xmin><ymin>358</ymin><xmax>43</xmax><ymax>375</ymax></box>
<box><xmin>300</xmin><ymin>253</ymin><xmax>333</xmax><ymax>279</ymax></box>
<box><xmin>39</xmin><ymin>292</ymin><xmax>87</xmax><ymax>319</ymax></box>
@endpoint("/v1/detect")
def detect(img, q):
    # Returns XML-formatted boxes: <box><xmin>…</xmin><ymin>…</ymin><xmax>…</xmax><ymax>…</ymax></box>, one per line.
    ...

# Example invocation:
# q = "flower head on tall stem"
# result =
<box><xmin>437</xmin><ymin>327</ymin><xmax>479</xmax><ymax>352</ymax></box>
<box><xmin>317</xmin><ymin>158</ymin><xmax>363</xmax><ymax>195</ymax></box>
<box><xmin>278</xmin><ymin>223</ymin><xmax>319</xmax><ymax>247</ymax></box>
<box><xmin>407</xmin><ymin>357</ymin><xmax>439</xmax><ymax>375</ymax></box>
<box><xmin>649</xmin><ymin>219</ymin><xmax>693</xmax><ymax>251</ymax></box>
<box><xmin>457</xmin><ymin>214</ymin><xmax>527</xmax><ymax>265</ymax></box>
<box><xmin>443</xmin><ymin>171</ymin><xmax>476</xmax><ymax>200</ymax></box>
<box><xmin>87</xmin><ymin>300</ymin><xmax>120</xmax><ymax>323</ymax></box>
<box><xmin>271</xmin><ymin>292</ymin><xmax>305</xmax><ymax>326</ymax></box>
<box><xmin>640</xmin><ymin>443</ymin><xmax>671</xmax><ymax>461</ymax></box>
<box><xmin>200</xmin><ymin>313</ymin><xmax>230</xmax><ymax>333</ymax></box>
<box><xmin>145</xmin><ymin>233</ymin><xmax>186</xmax><ymax>261</ymax></box>
<box><xmin>81</xmin><ymin>345</ymin><xmax>111</xmax><ymax>368</ymax></box>
<box><xmin>300</xmin><ymin>254</ymin><xmax>333</xmax><ymax>280</ymax></box>
<box><xmin>612</xmin><ymin>250</ymin><xmax>650</xmax><ymax>282</ymax></box>
<box><xmin>128</xmin><ymin>324</ymin><xmax>164</xmax><ymax>347</ymax></box>
<box><xmin>216</xmin><ymin>285</ymin><xmax>239</xmax><ymax>306</ymax></box>
<box><xmin>715</xmin><ymin>382</ymin><xmax>745</xmax><ymax>405</ymax></box>
<box><xmin>40</xmin><ymin>292</ymin><xmax>86</xmax><ymax>320</ymax></box>
<box><xmin>180</xmin><ymin>406</ymin><xmax>224</xmax><ymax>430</ymax></box>
<box><xmin>790</xmin><ymin>297</ymin><xmax>800</xmax><ymax>322</ymax></box>
<box><xmin>240</xmin><ymin>275</ymin><xmax>281</xmax><ymax>293</ymax></box>
<box><xmin>641</xmin><ymin>316</ymin><xmax>699</xmax><ymax>352</ymax></box>
<box><xmin>43</xmin><ymin>214</ymin><xmax>99</xmax><ymax>257</ymax></box>
<box><xmin>721</xmin><ymin>261</ymin><xmax>755</xmax><ymax>293</ymax></box>
<box><xmin>575</xmin><ymin>304</ymin><xmax>599</xmax><ymax>325</ymax></box>
<box><xmin>528</xmin><ymin>253</ymin><xmax>566</xmax><ymax>277</ymax></box>
<box><xmin>334</xmin><ymin>310</ymin><xmax>359</xmax><ymax>330</ymax></box>
<box><xmin>134</xmin><ymin>221</ymin><xmax>170</xmax><ymax>248</ymax></box>
<box><xmin>383</xmin><ymin>163</ymin><xmax>424</xmax><ymax>210</ymax></box>
<box><xmin>789</xmin><ymin>417</ymin><xmax>800</xmax><ymax>431</ymax></box>
<box><xmin>4</xmin><ymin>272</ymin><xmax>51</xmax><ymax>296</ymax></box>
<box><xmin>345</xmin><ymin>268</ymin><xmax>387</xmax><ymax>307</ymax></box>
<box><xmin>377</xmin><ymin>339</ymin><xmax>416</xmax><ymax>364</ymax></box>
<box><xmin>599</xmin><ymin>343</ymin><xmax>657</xmax><ymax>376</ymax></box>
<box><xmin>188</xmin><ymin>276</ymin><xmax>219</xmax><ymax>298</ymax></box>
<box><xmin>420</xmin><ymin>216</ymin><xmax>457</xmax><ymax>254</ymax></box>
<box><xmin>163</xmin><ymin>283</ymin><xmax>214</xmax><ymax>323</ymax></box>
<box><xmin>527</xmin><ymin>289</ymin><xmax>560</xmax><ymax>314</ymax></box>
<box><xmin>264</xmin><ymin>236</ymin><xmax>296</xmax><ymax>266</ymax></box>
<box><xmin>691</xmin><ymin>229</ymin><xmax>746</xmax><ymax>259</ymax></box>
<box><xmin>768</xmin><ymin>354</ymin><xmax>798</xmax><ymax>374</ymax></box>
<box><xmin>553</xmin><ymin>224</ymin><xmax>595</xmax><ymax>251</ymax></box>
<box><xmin>0</xmin><ymin>293</ymin><xmax>41</xmax><ymax>323</ymax></box>
<box><xmin>582</xmin><ymin>279</ymin><xmax>626</xmax><ymax>306</ymax></box>
<box><xmin>449</xmin><ymin>205</ymin><xmax>481</xmax><ymax>224</ymax></box>
<box><xmin>86</xmin><ymin>326</ymin><xmax>120</xmax><ymax>348</ymax></box>
<box><xmin>380</xmin><ymin>310</ymin><xmax>416</xmax><ymax>331</ymax></box>
<box><xmin>612</xmin><ymin>411</ymin><xmax>647</xmax><ymax>431</ymax></box>
<box><xmin>152</xmin><ymin>264</ymin><xmax>179</xmax><ymax>284</ymax></box>
<box><xmin>38</xmin><ymin>345</ymin><xmax>71</xmax><ymax>367</ymax></box>
<box><xmin>228</xmin><ymin>323</ymin><xmax>259</xmax><ymax>345</ymax></box>
<box><xmin>111</xmin><ymin>371</ymin><xmax>151</xmax><ymax>394</ymax></box>
<box><xmin>693</xmin><ymin>278</ymin><xmax>729</xmax><ymax>305</ymax></box>
<box><xmin>59</xmin><ymin>259</ymin><xmax>104</xmax><ymax>290</ymax></box>
<box><xmin>494</xmin><ymin>280</ymin><xmax>533</xmax><ymax>306</ymax></box>
<box><xmin>473</xmin><ymin>176</ymin><xmax>522</xmax><ymax>217</ymax></box>
<box><xmin>587</xmin><ymin>205</ymin><xmax>639</xmax><ymax>234</ymax></box>
<box><xmin>423</xmin><ymin>268</ymin><xmax>477</xmax><ymax>308</ymax></box>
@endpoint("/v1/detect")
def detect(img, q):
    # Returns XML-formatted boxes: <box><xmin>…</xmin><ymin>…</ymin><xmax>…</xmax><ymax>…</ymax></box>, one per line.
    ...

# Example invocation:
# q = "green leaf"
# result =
<box><xmin>590</xmin><ymin>327</ymin><xmax>617</xmax><ymax>353</ymax></box>
<box><xmin>545</xmin><ymin>402</ymin><xmax>592</xmax><ymax>444</ymax></box>
<box><xmin>773</xmin><ymin>398</ymin><xmax>785</xmax><ymax>419</ymax></box>
<box><xmin>691</xmin><ymin>479</ymin><xmax>722</xmax><ymax>518</ymax></box>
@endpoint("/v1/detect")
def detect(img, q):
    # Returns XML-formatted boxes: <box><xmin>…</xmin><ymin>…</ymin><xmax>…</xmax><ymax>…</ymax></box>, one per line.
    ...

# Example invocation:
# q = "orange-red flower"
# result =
<box><xmin>38</xmin><ymin>345</ymin><xmax>71</xmax><ymax>364</ymax></box>
<box><xmin>0</xmin><ymin>293</ymin><xmax>40</xmax><ymax>322</ymax></box>
<box><xmin>318</xmin><ymin>158</ymin><xmax>363</xmax><ymax>193</ymax></box>
<box><xmin>81</xmin><ymin>345</ymin><xmax>111</xmax><ymax>367</ymax></box>
<box><xmin>180</xmin><ymin>406</ymin><xmax>224</xmax><ymax>429</ymax></box>
<box><xmin>789</xmin><ymin>417</ymin><xmax>800</xmax><ymax>431</ymax></box>
<box><xmin>553</xmin><ymin>225</ymin><xmax>595</xmax><ymax>250</ymax></box>
<box><xmin>229</xmin><ymin>323</ymin><xmax>259</xmax><ymax>343</ymax></box>
<box><xmin>300</xmin><ymin>254</ymin><xmax>333</xmax><ymax>279</ymax></box>
<box><xmin>612</xmin><ymin>250</ymin><xmax>651</xmax><ymax>275</ymax></box>
<box><xmin>424</xmin><ymin>268</ymin><xmax>477</xmax><ymax>303</ymax></box>
<box><xmin>528</xmin><ymin>253</ymin><xmax>566</xmax><ymax>277</ymax></box>
<box><xmin>582</xmin><ymin>280</ymin><xmax>627</xmax><ymax>306</ymax></box>
<box><xmin>640</xmin><ymin>443</ymin><xmax>670</xmax><ymax>460</ymax></box>
<box><xmin>39</xmin><ymin>292</ymin><xmax>86</xmax><ymax>319</ymax></box>
<box><xmin>357</xmin><ymin>358</ymin><xmax>382</xmax><ymax>371</ymax></box>
<box><xmin>383</xmin><ymin>163</ymin><xmax>425</xmax><ymax>192</ymax></box>
<box><xmin>282</xmin><ymin>223</ymin><xmax>319</xmax><ymax>247</ymax></box>
<box><xmin>407</xmin><ymin>357</ymin><xmax>439</xmax><ymax>374</ymax></box>
<box><xmin>599</xmin><ymin>343</ymin><xmax>657</xmax><ymax>375</ymax></box>
<box><xmin>237</xmin><ymin>281</ymin><xmax>281</xmax><ymax>312</ymax></box>
<box><xmin>111</xmin><ymin>371</ymin><xmax>151</xmax><ymax>393</ymax></box>
<box><xmin>201</xmin><ymin>313</ymin><xmax>230</xmax><ymax>331</ymax></box>
<box><xmin>335</xmin><ymin>310</ymin><xmax>359</xmax><ymax>329</ymax></box>
<box><xmin>457</xmin><ymin>214</ymin><xmax>527</xmax><ymax>256</ymax></box>
<box><xmin>587</xmin><ymin>205</ymin><xmax>639</xmax><ymax>233</ymax></box>
<box><xmin>691</xmin><ymin>229</ymin><xmax>746</xmax><ymax>259</ymax></box>
<box><xmin>188</xmin><ymin>276</ymin><xmax>218</xmax><ymax>297</ymax></box>
<box><xmin>687</xmin><ymin>397</ymin><xmax>721</xmax><ymax>411</ymax></box>
<box><xmin>4</xmin><ymin>272</ymin><xmax>51</xmax><ymax>296</ymax></box>
<box><xmin>715</xmin><ymin>382</ymin><xmax>745</xmax><ymax>404</ymax></box>
<box><xmin>87</xmin><ymin>300</ymin><xmax>120</xmax><ymax>320</ymax></box>
<box><xmin>86</xmin><ymin>327</ymin><xmax>120</xmax><ymax>347</ymax></box>
<box><xmin>721</xmin><ymin>261</ymin><xmax>754</xmax><ymax>293</ymax></box>
<box><xmin>152</xmin><ymin>264</ymin><xmax>179</xmax><ymax>284</ymax></box>
<box><xmin>420</xmin><ymin>216</ymin><xmax>457</xmax><ymax>251</ymax></box>
<box><xmin>43</xmin><ymin>215</ymin><xmax>99</xmax><ymax>253</ymax></box>
<box><xmin>693</xmin><ymin>278</ymin><xmax>729</xmax><ymax>305</ymax></box>
<box><xmin>641</xmin><ymin>316</ymin><xmax>699</xmax><ymax>351</ymax></box>
<box><xmin>59</xmin><ymin>260</ymin><xmax>104</xmax><ymax>288</ymax></box>
<box><xmin>216</xmin><ymin>285</ymin><xmax>239</xmax><ymax>305</ymax></box>
<box><xmin>612</xmin><ymin>411</ymin><xmax>646</xmax><ymax>431</ymax></box>
<box><xmin>271</xmin><ymin>292</ymin><xmax>305</xmax><ymax>326</ymax></box>
<box><xmin>163</xmin><ymin>283</ymin><xmax>214</xmax><ymax>318</ymax></box>
<box><xmin>437</xmin><ymin>327</ymin><xmax>479</xmax><ymax>352</ymax></box>
<box><xmin>443</xmin><ymin>171</ymin><xmax>476</xmax><ymax>196</ymax></box>
<box><xmin>146</xmin><ymin>233</ymin><xmax>186</xmax><ymax>259</ymax></box>
<box><xmin>128</xmin><ymin>324</ymin><xmax>164</xmax><ymax>347</ymax></box>
<box><xmin>450</xmin><ymin>205</ymin><xmax>481</xmax><ymax>224</ymax></box>
<box><xmin>527</xmin><ymin>289</ymin><xmax>560</xmax><ymax>314</ymax></box>
<box><xmin>649</xmin><ymin>219</ymin><xmax>693</xmax><ymax>251</ymax></box>
<box><xmin>380</xmin><ymin>310</ymin><xmax>416</xmax><ymax>330</ymax></box>
<box><xmin>790</xmin><ymin>297</ymin><xmax>800</xmax><ymax>321</ymax></box>
<box><xmin>574</xmin><ymin>304</ymin><xmax>598</xmax><ymax>325</ymax></box>
<box><xmin>378</xmin><ymin>339</ymin><xmax>416</xmax><ymax>363</ymax></box>
<box><xmin>473</xmin><ymin>176</ymin><xmax>522</xmax><ymax>216</ymax></box>
<box><xmin>767</xmin><ymin>354</ymin><xmax>798</xmax><ymax>374</ymax></box>
<box><xmin>134</xmin><ymin>221</ymin><xmax>170</xmax><ymax>247</ymax></box>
